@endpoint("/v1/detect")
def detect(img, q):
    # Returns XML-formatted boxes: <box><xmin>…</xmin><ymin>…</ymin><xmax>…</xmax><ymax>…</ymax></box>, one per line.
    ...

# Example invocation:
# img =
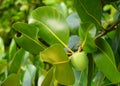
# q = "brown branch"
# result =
<box><xmin>94</xmin><ymin>19</ymin><xmax>120</xmax><ymax>40</ymax></box>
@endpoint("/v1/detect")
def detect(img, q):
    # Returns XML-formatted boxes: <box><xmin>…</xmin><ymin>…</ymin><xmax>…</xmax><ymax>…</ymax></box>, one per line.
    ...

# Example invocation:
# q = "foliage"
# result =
<box><xmin>1</xmin><ymin>0</ymin><xmax>120</xmax><ymax>86</ymax></box>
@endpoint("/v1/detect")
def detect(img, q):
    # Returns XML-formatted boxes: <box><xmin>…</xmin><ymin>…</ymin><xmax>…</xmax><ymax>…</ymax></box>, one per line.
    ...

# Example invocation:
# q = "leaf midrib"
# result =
<box><xmin>78</xmin><ymin>0</ymin><xmax>100</xmax><ymax>26</ymax></box>
<box><xmin>15</xmin><ymin>27</ymin><xmax>46</xmax><ymax>50</ymax></box>
<box><xmin>81</xmin><ymin>24</ymin><xmax>93</xmax><ymax>48</ymax></box>
<box><xmin>96</xmin><ymin>44</ymin><xmax>117</xmax><ymax>71</ymax></box>
<box><xmin>36</xmin><ymin>21</ymin><xmax>74</xmax><ymax>53</ymax></box>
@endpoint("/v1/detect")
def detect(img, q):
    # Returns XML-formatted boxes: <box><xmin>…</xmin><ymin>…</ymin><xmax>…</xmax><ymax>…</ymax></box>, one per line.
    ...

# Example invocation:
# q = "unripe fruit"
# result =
<box><xmin>70</xmin><ymin>52</ymin><xmax>88</xmax><ymax>71</ymax></box>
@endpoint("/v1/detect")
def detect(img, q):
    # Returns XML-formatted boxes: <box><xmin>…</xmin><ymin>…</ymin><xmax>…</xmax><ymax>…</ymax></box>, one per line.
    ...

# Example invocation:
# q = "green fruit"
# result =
<box><xmin>70</xmin><ymin>52</ymin><xmax>88</xmax><ymax>71</ymax></box>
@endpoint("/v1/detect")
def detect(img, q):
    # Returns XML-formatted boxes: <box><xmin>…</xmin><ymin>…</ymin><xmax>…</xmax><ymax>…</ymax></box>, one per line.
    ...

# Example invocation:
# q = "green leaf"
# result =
<box><xmin>52</xmin><ymin>2</ymin><xmax>68</xmax><ymax>17</ymax></box>
<box><xmin>94</xmin><ymin>38</ymin><xmax>120</xmax><ymax>83</ymax></box>
<box><xmin>40</xmin><ymin>44</ymin><xmax>75</xmax><ymax>85</ymax></box>
<box><xmin>0</xmin><ymin>59</ymin><xmax>7</xmax><ymax>74</ymax></box>
<box><xmin>79</xmin><ymin>23</ymin><xmax>96</xmax><ymax>53</ymax></box>
<box><xmin>79</xmin><ymin>69</ymin><xmax>88</xmax><ymax>86</ymax></box>
<box><xmin>74</xmin><ymin>0</ymin><xmax>102</xmax><ymax>28</ymax></box>
<box><xmin>0</xmin><ymin>37</ymin><xmax>5</xmax><ymax>58</ymax></box>
<box><xmin>23</xmin><ymin>70</ymin><xmax>31</xmax><ymax>86</ymax></box>
<box><xmin>30</xmin><ymin>6</ymin><xmax>69</xmax><ymax>46</ymax></box>
<box><xmin>87</xmin><ymin>54</ymin><xmax>94</xmax><ymax>86</ymax></box>
<box><xmin>41</xmin><ymin>67</ymin><xmax>54</xmax><ymax>86</ymax></box>
<box><xmin>73</xmin><ymin>70</ymin><xmax>80</xmax><ymax>86</ymax></box>
<box><xmin>55</xmin><ymin>62</ymin><xmax>74</xmax><ymax>85</ymax></box>
<box><xmin>9</xmin><ymin>48</ymin><xmax>25</xmax><ymax>74</ymax></box>
<box><xmin>43</xmin><ymin>0</ymin><xmax>60</xmax><ymax>5</ymax></box>
<box><xmin>1</xmin><ymin>74</ymin><xmax>20</xmax><ymax>86</ymax></box>
<box><xmin>12</xmin><ymin>22</ymin><xmax>47</xmax><ymax>54</ymax></box>
<box><xmin>9</xmin><ymin>39</ymin><xmax>17</xmax><ymax>60</ymax></box>
<box><xmin>41</xmin><ymin>44</ymin><xmax>69</xmax><ymax>64</ymax></box>
<box><xmin>111</xmin><ymin>25</ymin><xmax>120</xmax><ymax>53</ymax></box>
<box><xmin>93</xmin><ymin>71</ymin><xmax>105</xmax><ymax>86</ymax></box>
<box><xmin>23</xmin><ymin>64</ymin><xmax>36</xmax><ymax>86</ymax></box>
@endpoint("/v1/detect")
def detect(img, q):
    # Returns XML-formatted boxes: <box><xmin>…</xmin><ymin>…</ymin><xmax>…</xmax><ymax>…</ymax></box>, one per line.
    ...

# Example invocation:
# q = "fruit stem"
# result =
<box><xmin>53</xmin><ymin>59</ymin><xmax>70</xmax><ymax>64</ymax></box>
<box><xmin>67</xmin><ymin>52</ymin><xmax>72</xmax><ymax>56</ymax></box>
<box><xmin>78</xmin><ymin>45</ymin><xmax>83</xmax><ymax>52</ymax></box>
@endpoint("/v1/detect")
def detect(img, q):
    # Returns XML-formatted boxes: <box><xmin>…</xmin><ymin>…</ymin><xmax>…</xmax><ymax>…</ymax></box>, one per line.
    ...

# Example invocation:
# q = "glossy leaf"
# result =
<box><xmin>74</xmin><ymin>0</ymin><xmax>102</xmax><ymax>28</ymax></box>
<box><xmin>79</xmin><ymin>69</ymin><xmax>88</xmax><ymax>86</ymax></box>
<box><xmin>94</xmin><ymin>38</ymin><xmax>120</xmax><ymax>83</ymax></box>
<box><xmin>79</xmin><ymin>23</ymin><xmax>96</xmax><ymax>53</ymax></box>
<box><xmin>12</xmin><ymin>22</ymin><xmax>46</xmax><ymax>54</ymax></box>
<box><xmin>9</xmin><ymin>48</ymin><xmax>25</xmax><ymax>74</ymax></box>
<box><xmin>1</xmin><ymin>74</ymin><xmax>20</xmax><ymax>86</ymax></box>
<box><xmin>52</xmin><ymin>2</ymin><xmax>68</xmax><ymax>17</ymax></box>
<box><xmin>30</xmin><ymin>6</ymin><xmax>69</xmax><ymax>46</ymax></box>
<box><xmin>40</xmin><ymin>44</ymin><xmax>75</xmax><ymax>85</ymax></box>
<box><xmin>41</xmin><ymin>67</ymin><xmax>54</xmax><ymax>86</ymax></box>
<box><xmin>23</xmin><ymin>64</ymin><xmax>36</xmax><ymax>86</ymax></box>
<box><xmin>38</xmin><ymin>75</ymin><xmax>44</xmax><ymax>86</ymax></box>
<box><xmin>73</xmin><ymin>70</ymin><xmax>80</xmax><ymax>86</ymax></box>
<box><xmin>9</xmin><ymin>39</ymin><xmax>17</xmax><ymax>61</ymax></box>
<box><xmin>23</xmin><ymin>70</ymin><xmax>31</xmax><ymax>86</ymax></box>
<box><xmin>66</xmin><ymin>13</ymin><xmax>80</xmax><ymax>35</ymax></box>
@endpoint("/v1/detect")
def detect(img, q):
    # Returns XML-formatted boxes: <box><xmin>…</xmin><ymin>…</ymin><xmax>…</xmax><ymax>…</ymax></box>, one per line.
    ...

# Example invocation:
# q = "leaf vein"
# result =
<box><xmin>96</xmin><ymin>45</ymin><xmax>117</xmax><ymax>70</ymax></box>
<box><xmin>17</xmin><ymin>30</ymin><xmax>46</xmax><ymax>49</ymax></box>
<box><xmin>38</xmin><ymin>21</ymin><xmax>74</xmax><ymax>53</ymax></box>
<box><xmin>78</xmin><ymin>0</ymin><xmax>100</xmax><ymax>26</ymax></box>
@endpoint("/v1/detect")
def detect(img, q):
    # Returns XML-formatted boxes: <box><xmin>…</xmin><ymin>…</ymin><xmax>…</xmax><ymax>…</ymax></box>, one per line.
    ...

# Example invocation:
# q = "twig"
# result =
<box><xmin>94</xmin><ymin>19</ymin><xmax>120</xmax><ymax>40</ymax></box>
<box><xmin>66</xmin><ymin>52</ymin><xmax>72</xmax><ymax>56</ymax></box>
<box><xmin>77</xmin><ymin>45</ymin><xmax>83</xmax><ymax>52</ymax></box>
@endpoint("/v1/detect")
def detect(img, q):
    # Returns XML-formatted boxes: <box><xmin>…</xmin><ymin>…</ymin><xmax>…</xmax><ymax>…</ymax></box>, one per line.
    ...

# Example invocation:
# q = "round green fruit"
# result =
<box><xmin>70</xmin><ymin>52</ymin><xmax>88</xmax><ymax>71</ymax></box>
